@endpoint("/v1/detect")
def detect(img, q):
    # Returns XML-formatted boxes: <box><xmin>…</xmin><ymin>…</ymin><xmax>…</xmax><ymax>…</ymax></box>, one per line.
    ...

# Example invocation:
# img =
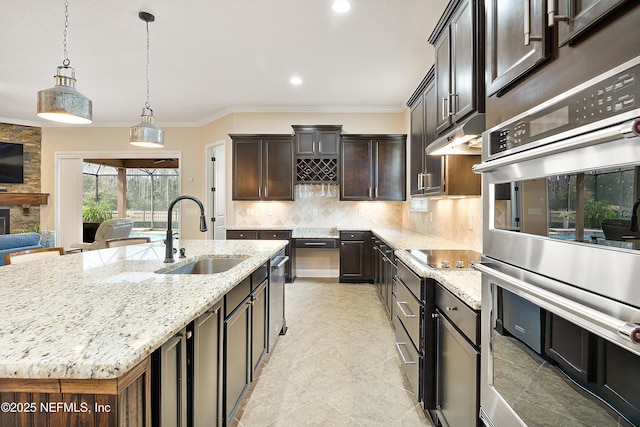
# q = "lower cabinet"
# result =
<box><xmin>151</xmin><ymin>262</ymin><xmax>271</xmax><ymax>427</ymax></box>
<box><xmin>152</xmin><ymin>328</ymin><xmax>189</xmax><ymax>427</ymax></box>
<box><xmin>431</xmin><ymin>283</ymin><xmax>480</xmax><ymax>427</ymax></box>
<box><xmin>224</xmin><ymin>291</ymin><xmax>251</xmax><ymax>425</ymax></box>
<box><xmin>226</xmin><ymin>229</ymin><xmax>295</xmax><ymax>283</ymax></box>
<box><xmin>192</xmin><ymin>301</ymin><xmax>223</xmax><ymax>427</ymax></box>
<box><xmin>339</xmin><ymin>231</ymin><xmax>372</xmax><ymax>282</ymax></box>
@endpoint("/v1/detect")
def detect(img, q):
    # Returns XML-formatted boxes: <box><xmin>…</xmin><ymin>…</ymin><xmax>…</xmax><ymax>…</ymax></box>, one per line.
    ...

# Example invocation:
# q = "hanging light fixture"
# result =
<box><xmin>130</xmin><ymin>11</ymin><xmax>164</xmax><ymax>148</ymax></box>
<box><xmin>37</xmin><ymin>0</ymin><xmax>92</xmax><ymax>124</ymax></box>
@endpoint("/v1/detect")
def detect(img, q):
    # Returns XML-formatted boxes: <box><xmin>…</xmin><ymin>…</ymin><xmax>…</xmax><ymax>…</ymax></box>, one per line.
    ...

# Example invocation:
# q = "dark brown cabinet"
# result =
<box><xmin>485</xmin><ymin>0</ymin><xmax>551</xmax><ymax>96</ymax></box>
<box><xmin>230</xmin><ymin>135</ymin><xmax>293</xmax><ymax>201</ymax></box>
<box><xmin>557</xmin><ymin>0</ymin><xmax>630</xmax><ymax>46</ymax></box>
<box><xmin>292</xmin><ymin>125</ymin><xmax>341</xmax><ymax>157</ymax></box>
<box><xmin>339</xmin><ymin>231</ymin><xmax>372</xmax><ymax>283</ymax></box>
<box><xmin>340</xmin><ymin>135</ymin><xmax>406</xmax><ymax>201</ymax></box>
<box><xmin>429</xmin><ymin>0</ymin><xmax>484</xmax><ymax>134</ymax></box>
<box><xmin>226</xmin><ymin>229</ymin><xmax>295</xmax><ymax>283</ymax></box>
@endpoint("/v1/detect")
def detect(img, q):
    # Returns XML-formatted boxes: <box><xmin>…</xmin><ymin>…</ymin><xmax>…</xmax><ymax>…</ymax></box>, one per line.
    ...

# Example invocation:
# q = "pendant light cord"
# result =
<box><xmin>62</xmin><ymin>0</ymin><xmax>70</xmax><ymax>67</ymax></box>
<box><xmin>145</xmin><ymin>19</ymin><xmax>151</xmax><ymax>110</ymax></box>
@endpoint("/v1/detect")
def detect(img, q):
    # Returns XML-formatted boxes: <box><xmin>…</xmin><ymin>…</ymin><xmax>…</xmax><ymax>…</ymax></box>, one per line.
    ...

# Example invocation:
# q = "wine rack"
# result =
<box><xmin>296</xmin><ymin>158</ymin><xmax>338</xmax><ymax>183</ymax></box>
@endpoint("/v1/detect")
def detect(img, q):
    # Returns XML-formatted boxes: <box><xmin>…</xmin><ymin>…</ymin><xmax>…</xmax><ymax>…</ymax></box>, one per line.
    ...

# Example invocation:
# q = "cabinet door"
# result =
<box><xmin>263</xmin><ymin>137</ymin><xmax>293</xmax><ymax>201</ymax></box>
<box><xmin>558</xmin><ymin>0</ymin><xmax>629</xmax><ymax>46</ymax></box>
<box><xmin>434</xmin><ymin>29</ymin><xmax>452</xmax><ymax>134</ymax></box>
<box><xmin>224</xmin><ymin>299</ymin><xmax>251</xmax><ymax>425</ymax></box>
<box><xmin>251</xmin><ymin>279</ymin><xmax>268</xmax><ymax>378</ymax></box>
<box><xmin>232</xmin><ymin>139</ymin><xmax>261</xmax><ymax>200</ymax></box>
<box><xmin>159</xmin><ymin>331</ymin><xmax>188</xmax><ymax>427</ymax></box>
<box><xmin>424</xmin><ymin>80</ymin><xmax>444</xmax><ymax>194</ymax></box>
<box><xmin>193</xmin><ymin>303</ymin><xmax>222</xmax><ymax>427</ymax></box>
<box><xmin>294</xmin><ymin>129</ymin><xmax>315</xmax><ymax>155</ymax></box>
<box><xmin>340</xmin><ymin>138</ymin><xmax>373</xmax><ymax>200</ymax></box>
<box><xmin>486</xmin><ymin>0</ymin><xmax>549</xmax><ymax>96</ymax></box>
<box><xmin>436</xmin><ymin>313</ymin><xmax>480</xmax><ymax>427</ymax></box>
<box><xmin>450</xmin><ymin>0</ymin><xmax>475</xmax><ymax>122</ymax></box>
<box><xmin>375</xmin><ymin>137</ymin><xmax>406</xmax><ymax>201</ymax></box>
<box><xmin>316</xmin><ymin>129</ymin><xmax>340</xmax><ymax>156</ymax></box>
<box><xmin>410</xmin><ymin>93</ymin><xmax>425</xmax><ymax>196</ymax></box>
<box><xmin>340</xmin><ymin>240</ymin><xmax>364</xmax><ymax>281</ymax></box>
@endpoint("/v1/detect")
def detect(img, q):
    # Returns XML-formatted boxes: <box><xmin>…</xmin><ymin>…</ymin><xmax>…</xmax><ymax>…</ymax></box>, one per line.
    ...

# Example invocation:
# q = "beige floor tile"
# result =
<box><xmin>237</xmin><ymin>278</ymin><xmax>431</xmax><ymax>426</ymax></box>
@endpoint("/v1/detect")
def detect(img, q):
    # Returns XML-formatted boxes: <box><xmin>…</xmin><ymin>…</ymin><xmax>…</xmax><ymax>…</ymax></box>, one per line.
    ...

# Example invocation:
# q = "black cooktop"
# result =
<box><xmin>409</xmin><ymin>249</ymin><xmax>482</xmax><ymax>269</ymax></box>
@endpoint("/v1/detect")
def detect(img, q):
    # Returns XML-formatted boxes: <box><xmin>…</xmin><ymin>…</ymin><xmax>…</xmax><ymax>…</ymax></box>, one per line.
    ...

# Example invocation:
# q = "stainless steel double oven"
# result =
<box><xmin>475</xmin><ymin>55</ymin><xmax>640</xmax><ymax>426</ymax></box>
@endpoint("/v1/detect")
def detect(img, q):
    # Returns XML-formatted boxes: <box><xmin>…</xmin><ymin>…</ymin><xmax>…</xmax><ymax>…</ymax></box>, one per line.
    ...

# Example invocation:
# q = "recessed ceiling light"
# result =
<box><xmin>332</xmin><ymin>0</ymin><xmax>351</xmax><ymax>13</ymax></box>
<box><xmin>290</xmin><ymin>76</ymin><xmax>303</xmax><ymax>85</ymax></box>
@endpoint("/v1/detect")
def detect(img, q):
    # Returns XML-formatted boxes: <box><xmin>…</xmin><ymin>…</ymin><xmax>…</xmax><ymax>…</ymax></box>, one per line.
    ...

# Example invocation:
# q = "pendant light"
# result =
<box><xmin>37</xmin><ymin>0</ymin><xmax>92</xmax><ymax>124</ymax></box>
<box><xmin>130</xmin><ymin>12</ymin><xmax>164</xmax><ymax>148</ymax></box>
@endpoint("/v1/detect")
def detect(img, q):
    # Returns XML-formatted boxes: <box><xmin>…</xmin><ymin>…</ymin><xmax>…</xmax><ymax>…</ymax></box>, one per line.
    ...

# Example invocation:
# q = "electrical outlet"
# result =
<box><xmin>358</xmin><ymin>210</ymin><xmax>364</xmax><ymax>217</ymax></box>
<box><xmin>429</xmin><ymin>212</ymin><xmax>433</xmax><ymax>223</ymax></box>
<box><xmin>267</xmin><ymin>209</ymin><xmax>272</xmax><ymax>216</ymax></box>
<box><xmin>468</xmin><ymin>215</ymin><xmax>473</xmax><ymax>230</ymax></box>
<box><xmin>246</xmin><ymin>209</ymin><xmax>253</xmax><ymax>217</ymax></box>
<box><xmin>312</xmin><ymin>209</ymin><xmax>317</xmax><ymax>217</ymax></box>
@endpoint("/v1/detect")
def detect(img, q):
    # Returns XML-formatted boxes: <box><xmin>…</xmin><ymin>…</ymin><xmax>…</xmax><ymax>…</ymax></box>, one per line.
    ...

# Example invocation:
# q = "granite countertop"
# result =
<box><xmin>0</xmin><ymin>239</ymin><xmax>287</xmax><ymax>380</ymax></box>
<box><xmin>229</xmin><ymin>225</ymin><xmax>481</xmax><ymax>309</ymax></box>
<box><xmin>372</xmin><ymin>228</ymin><xmax>481</xmax><ymax>311</ymax></box>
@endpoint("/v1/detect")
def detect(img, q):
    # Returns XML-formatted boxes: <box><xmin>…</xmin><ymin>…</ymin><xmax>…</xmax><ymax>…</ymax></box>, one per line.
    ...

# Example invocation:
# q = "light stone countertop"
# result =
<box><xmin>0</xmin><ymin>239</ymin><xmax>287</xmax><ymax>380</ymax></box>
<box><xmin>228</xmin><ymin>225</ymin><xmax>481</xmax><ymax>309</ymax></box>
<box><xmin>372</xmin><ymin>228</ymin><xmax>481</xmax><ymax>311</ymax></box>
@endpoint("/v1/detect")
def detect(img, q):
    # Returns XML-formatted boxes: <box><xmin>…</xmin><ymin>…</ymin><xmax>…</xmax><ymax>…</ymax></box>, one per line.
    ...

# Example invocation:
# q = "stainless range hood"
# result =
<box><xmin>426</xmin><ymin>113</ymin><xmax>485</xmax><ymax>155</ymax></box>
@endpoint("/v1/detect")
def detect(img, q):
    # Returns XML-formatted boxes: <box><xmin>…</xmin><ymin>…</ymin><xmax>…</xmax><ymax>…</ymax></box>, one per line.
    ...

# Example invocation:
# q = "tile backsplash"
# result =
<box><xmin>233</xmin><ymin>185</ymin><xmax>403</xmax><ymax>228</ymax></box>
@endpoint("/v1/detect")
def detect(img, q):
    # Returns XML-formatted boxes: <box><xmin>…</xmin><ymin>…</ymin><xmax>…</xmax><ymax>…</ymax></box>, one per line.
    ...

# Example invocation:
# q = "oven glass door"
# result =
<box><xmin>478</xmin><ymin>261</ymin><xmax>640</xmax><ymax>427</ymax></box>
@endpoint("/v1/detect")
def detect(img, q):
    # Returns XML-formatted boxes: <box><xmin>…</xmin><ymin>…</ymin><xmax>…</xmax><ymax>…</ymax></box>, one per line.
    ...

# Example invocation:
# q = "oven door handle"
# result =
<box><xmin>473</xmin><ymin>262</ymin><xmax>640</xmax><ymax>348</ymax></box>
<box><xmin>473</xmin><ymin>118</ymin><xmax>640</xmax><ymax>174</ymax></box>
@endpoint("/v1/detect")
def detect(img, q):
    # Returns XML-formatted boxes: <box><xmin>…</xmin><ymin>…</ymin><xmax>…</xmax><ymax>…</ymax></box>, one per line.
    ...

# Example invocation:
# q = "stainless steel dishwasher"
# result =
<box><xmin>269</xmin><ymin>250</ymin><xmax>288</xmax><ymax>352</ymax></box>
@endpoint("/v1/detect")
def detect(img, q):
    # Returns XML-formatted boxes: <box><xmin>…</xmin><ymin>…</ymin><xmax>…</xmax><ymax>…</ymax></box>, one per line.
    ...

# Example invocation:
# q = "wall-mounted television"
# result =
<box><xmin>0</xmin><ymin>141</ymin><xmax>24</xmax><ymax>184</ymax></box>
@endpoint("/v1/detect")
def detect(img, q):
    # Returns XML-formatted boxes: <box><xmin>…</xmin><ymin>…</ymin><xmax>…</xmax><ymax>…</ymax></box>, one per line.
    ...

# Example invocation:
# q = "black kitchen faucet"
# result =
<box><xmin>164</xmin><ymin>195</ymin><xmax>207</xmax><ymax>263</ymax></box>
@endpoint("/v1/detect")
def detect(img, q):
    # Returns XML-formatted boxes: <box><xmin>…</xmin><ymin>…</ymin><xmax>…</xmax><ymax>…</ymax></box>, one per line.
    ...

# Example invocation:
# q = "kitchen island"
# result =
<box><xmin>0</xmin><ymin>239</ymin><xmax>287</xmax><ymax>426</ymax></box>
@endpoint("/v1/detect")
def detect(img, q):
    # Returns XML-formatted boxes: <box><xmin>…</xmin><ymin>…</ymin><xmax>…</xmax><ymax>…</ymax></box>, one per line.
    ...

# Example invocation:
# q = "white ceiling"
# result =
<box><xmin>0</xmin><ymin>0</ymin><xmax>448</xmax><ymax>127</ymax></box>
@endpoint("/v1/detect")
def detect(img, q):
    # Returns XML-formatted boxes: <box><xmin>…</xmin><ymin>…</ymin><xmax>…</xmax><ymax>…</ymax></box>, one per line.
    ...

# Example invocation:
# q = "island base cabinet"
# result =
<box><xmin>152</xmin><ymin>329</ymin><xmax>188</xmax><ymax>427</ymax></box>
<box><xmin>0</xmin><ymin>358</ymin><xmax>151</xmax><ymax>427</ymax></box>
<box><xmin>224</xmin><ymin>299</ymin><xmax>251</xmax><ymax>426</ymax></box>
<box><xmin>192</xmin><ymin>301</ymin><xmax>223</xmax><ymax>427</ymax></box>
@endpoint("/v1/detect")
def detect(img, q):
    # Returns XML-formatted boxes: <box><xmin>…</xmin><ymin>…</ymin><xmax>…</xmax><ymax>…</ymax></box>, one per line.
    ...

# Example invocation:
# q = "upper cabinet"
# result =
<box><xmin>429</xmin><ymin>0</ymin><xmax>484</xmax><ymax>135</ymax></box>
<box><xmin>557</xmin><ymin>0</ymin><xmax>630</xmax><ymax>46</ymax></box>
<box><xmin>231</xmin><ymin>135</ymin><xmax>293</xmax><ymax>201</ymax></box>
<box><xmin>292</xmin><ymin>125</ymin><xmax>341</xmax><ymax>157</ymax></box>
<box><xmin>340</xmin><ymin>135</ymin><xmax>406</xmax><ymax>201</ymax></box>
<box><xmin>292</xmin><ymin>125</ymin><xmax>341</xmax><ymax>184</ymax></box>
<box><xmin>485</xmin><ymin>0</ymin><xmax>551</xmax><ymax>96</ymax></box>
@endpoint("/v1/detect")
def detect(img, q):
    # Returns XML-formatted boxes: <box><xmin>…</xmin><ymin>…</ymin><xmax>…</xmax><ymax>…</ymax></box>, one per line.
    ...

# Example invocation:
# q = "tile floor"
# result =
<box><xmin>234</xmin><ymin>278</ymin><xmax>432</xmax><ymax>426</ymax></box>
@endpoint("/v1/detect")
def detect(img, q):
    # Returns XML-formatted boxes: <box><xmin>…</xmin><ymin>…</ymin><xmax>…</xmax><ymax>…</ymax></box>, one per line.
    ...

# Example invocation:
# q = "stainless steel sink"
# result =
<box><xmin>162</xmin><ymin>256</ymin><xmax>246</xmax><ymax>274</ymax></box>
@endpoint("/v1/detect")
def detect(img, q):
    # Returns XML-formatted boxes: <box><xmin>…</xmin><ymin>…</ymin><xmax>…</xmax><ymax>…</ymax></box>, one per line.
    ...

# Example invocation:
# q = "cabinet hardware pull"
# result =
<box><xmin>395</xmin><ymin>342</ymin><xmax>417</xmax><ymax>365</ymax></box>
<box><xmin>304</xmin><ymin>242</ymin><xmax>327</xmax><ymax>246</ymax></box>
<box><xmin>441</xmin><ymin>97</ymin><xmax>448</xmax><ymax>121</ymax></box>
<box><xmin>448</xmin><ymin>93</ymin><xmax>456</xmax><ymax>116</ymax></box>
<box><xmin>258</xmin><ymin>187</ymin><xmax>261</xmax><ymax>198</ymax></box>
<box><xmin>547</xmin><ymin>0</ymin><xmax>568</xmax><ymax>27</ymax></box>
<box><xmin>432</xmin><ymin>313</ymin><xmax>439</xmax><ymax>318</ymax></box>
<box><xmin>396</xmin><ymin>300</ymin><xmax>418</xmax><ymax>318</ymax></box>
<box><xmin>446</xmin><ymin>306</ymin><xmax>457</xmax><ymax>311</ymax></box>
<box><xmin>524</xmin><ymin>0</ymin><xmax>543</xmax><ymax>46</ymax></box>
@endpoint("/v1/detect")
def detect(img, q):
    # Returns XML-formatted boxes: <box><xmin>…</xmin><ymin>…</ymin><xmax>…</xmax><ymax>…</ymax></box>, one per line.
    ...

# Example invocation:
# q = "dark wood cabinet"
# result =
<box><xmin>226</xmin><ymin>229</ymin><xmax>295</xmax><ymax>283</ymax></box>
<box><xmin>340</xmin><ymin>134</ymin><xmax>406</xmax><ymax>201</ymax></box>
<box><xmin>192</xmin><ymin>301</ymin><xmax>222</xmax><ymax>427</ymax></box>
<box><xmin>557</xmin><ymin>0</ymin><xmax>630</xmax><ymax>46</ymax></box>
<box><xmin>339</xmin><ymin>231</ymin><xmax>372</xmax><ymax>283</ymax></box>
<box><xmin>430</xmin><ymin>0</ymin><xmax>484</xmax><ymax>134</ymax></box>
<box><xmin>230</xmin><ymin>135</ymin><xmax>293</xmax><ymax>201</ymax></box>
<box><xmin>250</xmin><ymin>278</ymin><xmax>268</xmax><ymax>378</ymax></box>
<box><xmin>485</xmin><ymin>0</ymin><xmax>551</xmax><ymax>96</ymax></box>
<box><xmin>545</xmin><ymin>312</ymin><xmax>594</xmax><ymax>383</ymax></box>
<box><xmin>409</xmin><ymin>78</ymin><xmax>426</xmax><ymax>196</ymax></box>
<box><xmin>292</xmin><ymin>125</ymin><xmax>341</xmax><ymax>157</ymax></box>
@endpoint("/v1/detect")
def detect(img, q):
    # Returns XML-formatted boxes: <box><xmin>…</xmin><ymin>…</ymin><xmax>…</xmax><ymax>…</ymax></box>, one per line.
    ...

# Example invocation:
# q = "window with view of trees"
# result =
<box><xmin>83</xmin><ymin>163</ymin><xmax>180</xmax><ymax>230</ymax></box>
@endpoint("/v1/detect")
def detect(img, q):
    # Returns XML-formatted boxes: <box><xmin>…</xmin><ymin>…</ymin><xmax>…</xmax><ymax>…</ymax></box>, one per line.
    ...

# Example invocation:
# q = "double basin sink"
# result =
<box><xmin>161</xmin><ymin>256</ymin><xmax>248</xmax><ymax>275</ymax></box>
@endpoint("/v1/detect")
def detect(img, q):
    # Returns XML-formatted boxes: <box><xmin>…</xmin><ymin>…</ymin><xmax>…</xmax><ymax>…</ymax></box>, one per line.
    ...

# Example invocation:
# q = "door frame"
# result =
<box><xmin>54</xmin><ymin>150</ymin><xmax>181</xmax><ymax>248</ymax></box>
<box><xmin>205</xmin><ymin>140</ymin><xmax>227</xmax><ymax>240</ymax></box>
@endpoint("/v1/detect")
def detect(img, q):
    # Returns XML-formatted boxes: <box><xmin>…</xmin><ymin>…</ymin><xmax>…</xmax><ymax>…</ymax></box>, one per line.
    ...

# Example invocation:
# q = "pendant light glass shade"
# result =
<box><xmin>37</xmin><ymin>1</ymin><xmax>92</xmax><ymax>124</ymax></box>
<box><xmin>130</xmin><ymin>107</ymin><xmax>164</xmax><ymax>147</ymax></box>
<box><xmin>130</xmin><ymin>12</ymin><xmax>163</xmax><ymax>148</ymax></box>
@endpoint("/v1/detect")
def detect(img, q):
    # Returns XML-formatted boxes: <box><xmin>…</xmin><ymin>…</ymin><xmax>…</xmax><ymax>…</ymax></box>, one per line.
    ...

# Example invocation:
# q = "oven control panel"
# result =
<box><xmin>489</xmin><ymin>58</ymin><xmax>639</xmax><ymax>156</ymax></box>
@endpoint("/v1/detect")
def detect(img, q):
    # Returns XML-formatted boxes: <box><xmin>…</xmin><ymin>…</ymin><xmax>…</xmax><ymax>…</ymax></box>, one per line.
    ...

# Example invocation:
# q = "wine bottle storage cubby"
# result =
<box><xmin>296</xmin><ymin>158</ymin><xmax>338</xmax><ymax>183</ymax></box>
